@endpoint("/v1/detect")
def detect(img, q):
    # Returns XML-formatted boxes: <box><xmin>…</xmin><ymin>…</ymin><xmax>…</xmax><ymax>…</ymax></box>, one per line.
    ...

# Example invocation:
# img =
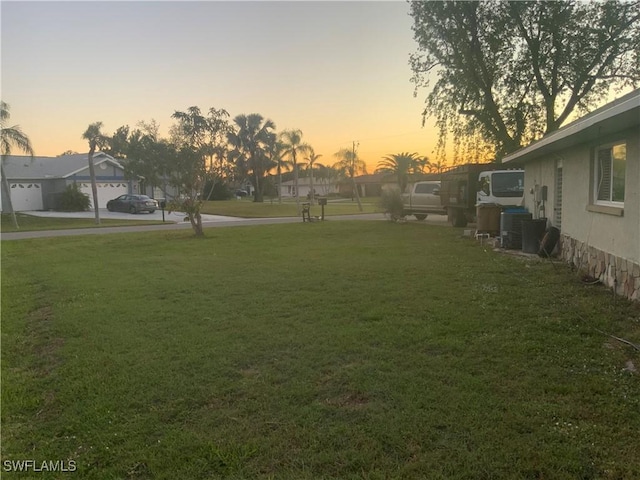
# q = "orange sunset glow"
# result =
<box><xmin>1</xmin><ymin>1</ymin><xmax>443</xmax><ymax>171</ymax></box>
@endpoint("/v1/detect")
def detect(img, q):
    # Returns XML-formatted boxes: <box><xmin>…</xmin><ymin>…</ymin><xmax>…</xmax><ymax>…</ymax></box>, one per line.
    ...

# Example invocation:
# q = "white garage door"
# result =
<box><xmin>79</xmin><ymin>182</ymin><xmax>129</xmax><ymax>209</ymax></box>
<box><xmin>10</xmin><ymin>182</ymin><xmax>43</xmax><ymax>211</ymax></box>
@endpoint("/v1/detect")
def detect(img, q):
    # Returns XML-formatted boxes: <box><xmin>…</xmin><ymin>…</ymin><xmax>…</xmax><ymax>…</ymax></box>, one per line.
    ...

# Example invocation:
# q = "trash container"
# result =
<box><xmin>476</xmin><ymin>204</ymin><xmax>501</xmax><ymax>236</ymax></box>
<box><xmin>521</xmin><ymin>219</ymin><xmax>547</xmax><ymax>253</ymax></box>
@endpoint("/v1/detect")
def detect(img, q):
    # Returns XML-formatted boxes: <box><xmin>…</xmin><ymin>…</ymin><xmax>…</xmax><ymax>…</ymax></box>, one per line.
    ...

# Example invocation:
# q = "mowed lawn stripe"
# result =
<box><xmin>2</xmin><ymin>222</ymin><xmax>639</xmax><ymax>479</ymax></box>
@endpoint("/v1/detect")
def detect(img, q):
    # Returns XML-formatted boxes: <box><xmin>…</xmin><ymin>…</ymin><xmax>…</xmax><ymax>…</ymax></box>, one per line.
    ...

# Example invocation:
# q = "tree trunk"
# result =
<box><xmin>309</xmin><ymin>171</ymin><xmax>315</xmax><ymax>205</ymax></box>
<box><xmin>277</xmin><ymin>163</ymin><xmax>282</xmax><ymax>204</ymax></box>
<box><xmin>351</xmin><ymin>173</ymin><xmax>363</xmax><ymax>212</ymax></box>
<box><xmin>253</xmin><ymin>170</ymin><xmax>264</xmax><ymax>203</ymax></box>
<box><xmin>190</xmin><ymin>211</ymin><xmax>204</xmax><ymax>236</ymax></box>
<box><xmin>87</xmin><ymin>148</ymin><xmax>101</xmax><ymax>225</ymax></box>
<box><xmin>1</xmin><ymin>162</ymin><xmax>19</xmax><ymax>229</ymax></box>
<box><xmin>294</xmin><ymin>161</ymin><xmax>301</xmax><ymax>215</ymax></box>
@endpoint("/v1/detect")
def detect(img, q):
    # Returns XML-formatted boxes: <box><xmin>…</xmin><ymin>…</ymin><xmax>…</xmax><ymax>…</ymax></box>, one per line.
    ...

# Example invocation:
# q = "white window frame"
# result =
<box><xmin>593</xmin><ymin>141</ymin><xmax>626</xmax><ymax>208</ymax></box>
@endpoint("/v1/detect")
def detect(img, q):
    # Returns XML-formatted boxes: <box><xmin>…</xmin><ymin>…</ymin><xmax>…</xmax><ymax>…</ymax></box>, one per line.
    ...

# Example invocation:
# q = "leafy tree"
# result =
<box><xmin>58</xmin><ymin>150</ymin><xmax>79</xmax><ymax>156</ymax></box>
<box><xmin>202</xmin><ymin>108</ymin><xmax>234</xmax><ymax>200</ymax></box>
<box><xmin>376</xmin><ymin>152</ymin><xmax>429</xmax><ymax>192</ymax></box>
<box><xmin>106</xmin><ymin>125</ymin><xmax>131</xmax><ymax>159</ymax></box>
<box><xmin>304</xmin><ymin>147</ymin><xmax>323</xmax><ymax>204</ymax></box>
<box><xmin>170</xmin><ymin>106</ymin><xmax>231</xmax><ymax>236</ymax></box>
<box><xmin>82</xmin><ymin>122</ymin><xmax>109</xmax><ymax>225</ymax></box>
<box><xmin>409</xmin><ymin>0</ymin><xmax>640</xmax><ymax>159</ymax></box>
<box><xmin>106</xmin><ymin>120</ymin><xmax>174</xmax><ymax>199</ymax></box>
<box><xmin>227</xmin><ymin>113</ymin><xmax>277</xmax><ymax>203</ymax></box>
<box><xmin>279</xmin><ymin>129</ymin><xmax>311</xmax><ymax>213</ymax></box>
<box><xmin>1</xmin><ymin>101</ymin><xmax>34</xmax><ymax>229</ymax></box>
<box><xmin>333</xmin><ymin>145</ymin><xmax>367</xmax><ymax>211</ymax></box>
<box><xmin>124</xmin><ymin>128</ymin><xmax>170</xmax><ymax>196</ymax></box>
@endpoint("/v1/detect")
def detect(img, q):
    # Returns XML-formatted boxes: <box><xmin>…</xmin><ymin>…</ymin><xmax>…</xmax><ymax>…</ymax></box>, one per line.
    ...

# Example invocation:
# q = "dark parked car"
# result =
<box><xmin>235</xmin><ymin>189</ymin><xmax>248</xmax><ymax>197</ymax></box>
<box><xmin>106</xmin><ymin>194</ymin><xmax>158</xmax><ymax>214</ymax></box>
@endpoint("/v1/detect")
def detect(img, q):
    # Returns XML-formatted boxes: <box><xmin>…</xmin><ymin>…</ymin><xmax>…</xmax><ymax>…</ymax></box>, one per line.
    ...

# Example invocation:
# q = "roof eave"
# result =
<box><xmin>503</xmin><ymin>90</ymin><xmax>640</xmax><ymax>165</ymax></box>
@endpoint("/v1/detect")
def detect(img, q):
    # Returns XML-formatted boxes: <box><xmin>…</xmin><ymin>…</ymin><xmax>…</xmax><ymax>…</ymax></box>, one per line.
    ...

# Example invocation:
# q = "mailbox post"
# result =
<box><xmin>158</xmin><ymin>198</ymin><xmax>166</xmax><ymax>222</ymax></box>
<box><xmin>318</xmin><ymin>197</ymin><xmax>327</xmax><ymax>220</ymax></box>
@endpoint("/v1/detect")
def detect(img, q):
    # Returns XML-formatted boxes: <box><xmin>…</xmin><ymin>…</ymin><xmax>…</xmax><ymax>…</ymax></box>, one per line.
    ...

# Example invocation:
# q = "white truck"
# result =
<box><xmin>439</xmin><ymin>164</ymin><xmax>525</xmax><ymax>227</ymax></box>
<box><xmin>401</xmin><ymin>180</ymin><xmax>447</xmax><ymax>220</ymax></box>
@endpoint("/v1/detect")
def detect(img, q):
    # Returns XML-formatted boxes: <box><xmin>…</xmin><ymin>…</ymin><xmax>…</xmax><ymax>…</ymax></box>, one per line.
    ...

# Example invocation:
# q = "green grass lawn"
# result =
<box><xmin>2</xmin><ymin>222</ymin><xmax>639</xmax><ymax>479</ymax></box>
<box><xmin>1</xmin><ymin>213</ymin><xmax>170</xmax><ymax>233</ymax></box>
<box><xmin>200</xmin><ymin>197</ymin><xmax>379</xmax><ymax>218</ymax></box>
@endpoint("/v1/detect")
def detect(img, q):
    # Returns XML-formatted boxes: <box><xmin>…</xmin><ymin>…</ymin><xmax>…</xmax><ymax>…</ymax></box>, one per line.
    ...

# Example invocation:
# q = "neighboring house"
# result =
<box><xmin>502</xmin><ymin>89</ymin><xmax>639</xmax><ymax>301</ymax></box>
<box><xmin>279</xmin><ymin>177</ymin><xmax>338</xmax><ymax>198</ymax></box>
<box><xmin>337</xmin><ymin>173</ymin><xmax>399</xmax><ymax>197</ymax></box>
<box><xmin>1</xmin><ymin>152</ymin><xmax>137</xmax><ymax>211</ymax></box>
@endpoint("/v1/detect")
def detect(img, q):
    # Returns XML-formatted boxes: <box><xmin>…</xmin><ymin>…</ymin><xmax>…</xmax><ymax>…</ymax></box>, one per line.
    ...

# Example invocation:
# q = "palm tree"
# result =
<box><xmin>427</xmin><ymin>158</ymin><xmax>447</xmax><ymax>174</ymax></box>
<box><xmin>1</xmin><ymin>101</ymin><xmax>34</xmax><ymax>229</ymax></box>
<box><xmin>82</xmin><ymin>122</ymin><xmax>109</xmax><ymax>225</ymax></box>
<box><xmin>376</xmin><ymin>152</ymin><xmax>428</xmax><ymax>192</ymax></box>
<box><xmin>333</xmin><ymin>145</ymin><xmax>367</xmax><ymax>211</ymax></box>
<box><xmin>279</xmin><ymin>129</ymin><xmax>311</xmax><ymax>213</ymax></box>
<box><xmin>269</xmin><ymin>140</ymin><xmax>286</xmax><ymax>204</ymax></box>
<box><xmin>314</xmin><ymin>163</ymin><xmax>338</xmax><ymax>196</ymax></box>
<box><xmin>305</xmin><ymin>147</ymin><xmax>323</xmax><ymax>204</ymax></box>
<box><xmin>227</xmin><ymin>114</ymin><xmax>276</xmax><ymax>203</ymax></box>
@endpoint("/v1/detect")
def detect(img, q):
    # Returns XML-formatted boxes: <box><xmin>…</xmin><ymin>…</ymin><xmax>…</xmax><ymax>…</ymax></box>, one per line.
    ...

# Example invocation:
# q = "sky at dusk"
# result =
<box><xmin>1</xmin><ymin>0</ymin><xmax>438</xmax><ymax>171</ymax></box>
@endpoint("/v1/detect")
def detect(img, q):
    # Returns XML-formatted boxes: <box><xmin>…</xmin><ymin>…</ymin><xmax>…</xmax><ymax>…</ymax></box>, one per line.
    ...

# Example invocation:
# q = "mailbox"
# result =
<box><xmin>318</xmin><ymin>198</ymin><xmax>328</xmax><ymax>206</ymax></box>
<box><xmin>158</xmin><ymin>198</ymin><xmax>167</xmax><ymax>209</ymax></box>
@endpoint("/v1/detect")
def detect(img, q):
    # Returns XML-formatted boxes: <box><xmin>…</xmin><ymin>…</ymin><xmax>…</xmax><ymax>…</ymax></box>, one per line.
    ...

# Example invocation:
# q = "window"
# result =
<box><xmin>595</xmin><ymin>142</ymin><xmax>626</xmax><ymax>205</ymax></box>
<box><xmin>414</xmin><ymin>182</ymin><xmax>439</xmax><ymax>194</ymax></box>
<box><xmin>491</xmin><ymin>172</ymin><xmax>525</xmax><ymax>197</ymax></box>
<box><xmin>479</xmin><ymin>177</ymin><xmax>490</xmax><ymax>196</ymax></box>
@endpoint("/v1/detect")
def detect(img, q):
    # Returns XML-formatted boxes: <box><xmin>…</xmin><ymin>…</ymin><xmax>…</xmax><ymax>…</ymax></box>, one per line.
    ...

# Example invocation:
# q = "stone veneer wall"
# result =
<box><xmin>560</xmin><ymin>234</ymin><xmax>640</xmax><ymax>302</ymax></box>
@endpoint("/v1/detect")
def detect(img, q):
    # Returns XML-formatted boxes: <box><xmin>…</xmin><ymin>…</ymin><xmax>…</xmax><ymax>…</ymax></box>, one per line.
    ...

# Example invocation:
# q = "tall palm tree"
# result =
<box><xmin>269</xmin><ymin>140</ymin><xmax>286</xmax><ymax>204</ymax></box>
<box><xmin>82</xmin><ymin>122</ymin><xmax>109</xmax><ymax>225</ymax></box>
<box><xmin>376</xmin><ymin>152</ymin><xmax>428</xmax><ymax>192</ymax></box>
<box><xmin>1</xmin><ymin>101</ymin><xmax>34</xmax><ymax>229</ymax></box>
<box><xmin>279</xmin><ymin>129</ymin><xmax>311</xmax><ymax>213</ymax></box>
<box><xmin>227</xmin><ymin>113</ymin><xmax>276</xmax><ymax>203</ymax></box>
<box><xmin>333</xmin><ymin>145</ymin><xmax>367</xmax><ymax>212</ymax></box>
<box><xmin>305</xmin><ymin>147</ymin><xmax>323</xmax><ymax>204</ymax></box>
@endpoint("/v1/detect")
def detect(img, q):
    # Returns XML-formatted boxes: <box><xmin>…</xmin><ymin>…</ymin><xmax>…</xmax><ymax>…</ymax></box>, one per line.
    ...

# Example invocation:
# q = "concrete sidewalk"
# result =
<box><xmin>22</xmin><ymin>209</ymin><xmax>244</xmax><ymax>223</ymax></box>
<box><xmin>1</xmin><ymin>212</ymin><xmax>391</xmax><ymax>240</ymax></box>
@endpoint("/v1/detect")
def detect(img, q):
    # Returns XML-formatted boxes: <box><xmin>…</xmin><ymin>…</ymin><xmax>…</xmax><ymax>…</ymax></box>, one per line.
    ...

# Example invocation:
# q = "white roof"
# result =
<box><xmin>2</xmin><ymin>152</ymin><xmax>124</xmax><ymax>179</ymax></box>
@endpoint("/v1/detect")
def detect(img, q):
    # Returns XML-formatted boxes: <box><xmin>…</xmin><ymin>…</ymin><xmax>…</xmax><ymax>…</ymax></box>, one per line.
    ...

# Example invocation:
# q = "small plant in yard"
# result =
<box><xmin>56</xmin><ymin>184</ymin><xmax>91</xmax><ymax>211</ymax></box>
<box><xmin>378</xmin><ymin>188</ymin><xmax>405</xmax><ymax>221</ymax></box>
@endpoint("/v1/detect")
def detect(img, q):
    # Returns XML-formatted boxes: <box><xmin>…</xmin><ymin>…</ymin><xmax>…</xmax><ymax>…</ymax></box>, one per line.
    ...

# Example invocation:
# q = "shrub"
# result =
<box><xmin>57</xmin><ymin>184</ymin><xmax>91</xmax><ymax>211</ymax></box>
<box><xmin>378</xmin><ymin>189</ymin><xmax>405</xmax><ymax>221</ymax></box>
<box><xmin>203</xmin><ymin>181</ymin><xmax>233</xmax><ymax>201</ymax></box>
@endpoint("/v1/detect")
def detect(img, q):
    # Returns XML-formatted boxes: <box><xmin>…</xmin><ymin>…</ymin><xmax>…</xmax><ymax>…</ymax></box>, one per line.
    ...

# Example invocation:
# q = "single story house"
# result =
<box><xmin>279</xmin><ymin>177</ymin><xmax>338</xmax><ymax>199</ymax></box>
<box><xmin>1</xmin><ymin>152</ymin><xmax>137</xmax><ymax>211</ymax></box>
<box><xmin>502</xmin><ymin>88</ymin><xmax>639</xmax><ymax>301</ymax></box>
<box><xmin>337</xmin><ymin>173</ymin><xmax>401</xmax><ymax>198</ymax></box>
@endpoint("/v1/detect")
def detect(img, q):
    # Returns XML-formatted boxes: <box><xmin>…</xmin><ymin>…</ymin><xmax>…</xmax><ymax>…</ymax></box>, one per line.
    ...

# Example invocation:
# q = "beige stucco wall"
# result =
<box><xmin>521</xmin><ymin>127</ymin><xmax>639</xmax><ymax>265</ymax></box>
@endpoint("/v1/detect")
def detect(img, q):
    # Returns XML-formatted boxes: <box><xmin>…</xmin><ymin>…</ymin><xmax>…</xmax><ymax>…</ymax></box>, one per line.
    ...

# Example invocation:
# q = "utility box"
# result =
<box><xmin>500</xmin><ymin>211</ymin><xmax>532</xmax><ymax>249</ymax></box>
